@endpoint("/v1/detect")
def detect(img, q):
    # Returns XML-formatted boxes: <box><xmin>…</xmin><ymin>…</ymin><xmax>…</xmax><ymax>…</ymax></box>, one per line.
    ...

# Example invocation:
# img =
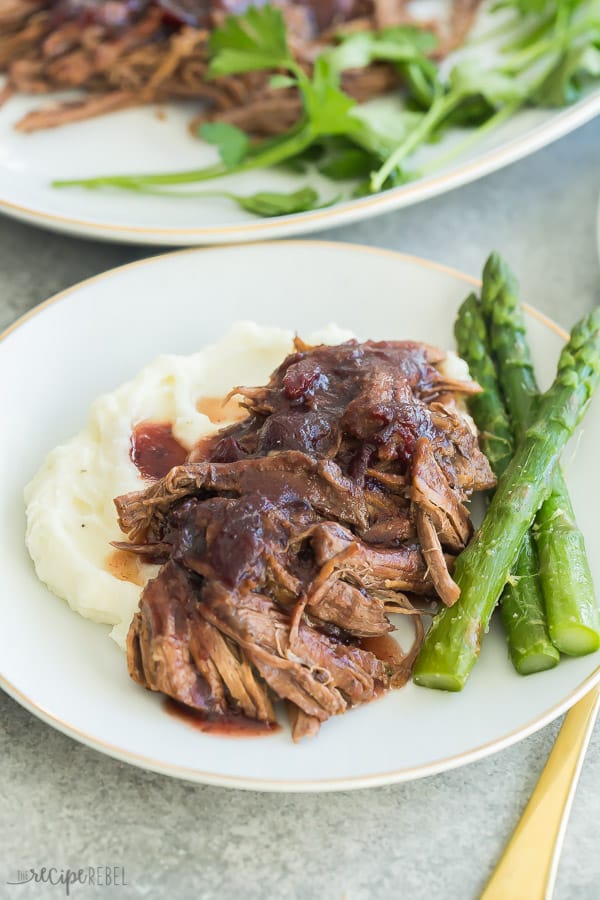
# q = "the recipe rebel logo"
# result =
<box><xmin>6</xmin><ymin>866</ymin><xmax>128</xmax><ymax>895</ymax></box>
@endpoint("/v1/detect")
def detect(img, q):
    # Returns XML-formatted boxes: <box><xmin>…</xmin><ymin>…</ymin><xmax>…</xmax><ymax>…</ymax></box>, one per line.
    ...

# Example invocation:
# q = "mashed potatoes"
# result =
<box><xmin>25</xmin><ymin>322</ymin><xmax>353</xmax><ymax>649</ymax></box>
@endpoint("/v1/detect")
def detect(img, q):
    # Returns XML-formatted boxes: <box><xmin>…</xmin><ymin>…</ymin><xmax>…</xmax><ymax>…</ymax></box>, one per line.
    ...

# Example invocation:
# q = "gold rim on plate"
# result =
<box><xmin>1</xmin><ymin>92</ymin><xmax>600</xmax><ymax>240</ymax></box>
<box><xmin>2</xmin><ymin>240</ymin><xmax>598</xmax><ymax>792</ymax></box>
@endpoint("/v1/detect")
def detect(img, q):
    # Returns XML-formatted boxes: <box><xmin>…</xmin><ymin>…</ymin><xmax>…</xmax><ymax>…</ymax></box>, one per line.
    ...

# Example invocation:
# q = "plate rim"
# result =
<box><xmin>1</xmin><ymin>90</ymin><xmax>599</xmax><ymax>244</ymax></box>
<box><xmin>2</xmin><ymin>239</ymin><xmax>599</xmax><ymax>792</ymax></box>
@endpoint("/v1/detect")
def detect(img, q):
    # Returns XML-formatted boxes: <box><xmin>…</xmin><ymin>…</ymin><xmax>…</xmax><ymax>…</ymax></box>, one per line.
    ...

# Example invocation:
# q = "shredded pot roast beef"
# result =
<box><xmin>114</xmin><ymin>339</ymin><xmax>495</xmax><ymax>740</ymax></box>
<box><xmin>0</xmin><ymin>0</ymin><xmax>482</xmax><ymax>133</ymax></box>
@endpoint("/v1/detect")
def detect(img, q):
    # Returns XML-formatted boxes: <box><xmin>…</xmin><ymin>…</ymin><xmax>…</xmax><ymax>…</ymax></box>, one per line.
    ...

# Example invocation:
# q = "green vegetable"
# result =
<box><xmin>414</xmin><ymin>307</ymin><xmax>600</xmax><ymax>691</ymax></box>
<box><xmin>95</xmin><ymin>184</ymin><xmax>334</xmax><ymax>217</ymax></box>
<box><xmin>45</xmin><ymin>7</ymin><xmax>471</xmax><ymax>194</ymax></box>
<box><xmin>534</xmin><ymin>44</ymin><xmax>600</xmax><ymax>106</ymax></box>
<box><xmin>453</xmin><ymin>293</ymin><xmax>514</xmax><ymax>475</ymax></box>
<box><xmin>496</xmin><ymin>0</ymin><xmax>549</xmax><ymax>13</ymax></box>
<box><xmin>500</xmin><ymin>536</ymin><xmax>560</xmax><ymax>675</ymax></box>
<box><xmin>370</xmin><ymin>48</ymin><xmax>549</xmax><ymax>191</ymax></box>
<box><xmin>454</xmin><ymin>293</ymin><xmax>559</xmax><ymax>675</ymax></box>
<box><xmin>481</xmin><ymin>253</ymin><xmax>600</xmax><ymax>656</ymax></box>
<box><xmin>479</xmin><ymin>253</ymin><xmax>541</xmax><ymax>433</ymax></box>
<box><xmin>208</xmin><ymin>4</ymin><xmax>291</xmax><ymax>75</ymax></box>
<box><xmin>372</xmin><ymin>0</ymin><xmax>600</xmax><ymax>186</ymax></box>
<box><xmin>534</xmin><ymin>475</ymin><xmax>600</xmax><ymax>655</ymax></box>
<box><xmin>52</xmin><ymin>2</ymin><xmax>600</xmax><ymax>208</ymax></box>
<box><xmin>269</xmin><ymin>74</ymin><xmax>298</xmax><ymax>90</ymax></box>
<box><xmin>54</xmin><ymin>8</ymin><xmax>357</xmax><ymax>192</ymax></box>
<box><xmin>326</xmin><ymin>26</ymin><xmax>438</xmax><ymax>73</ymax></box>
<box><xmin>318</xmin><ymin>146</ymin><xmax>375</xmax><ymax>181</ymax></box>
<box><xmin>199</xmin><ymin>122</ymin><xmax>250</xmax><ymax>168</ymax></box>
<box><xmin>222</xmin><ymin>186</ymin><xmax>336</xmax><ymax>217</ymax></box>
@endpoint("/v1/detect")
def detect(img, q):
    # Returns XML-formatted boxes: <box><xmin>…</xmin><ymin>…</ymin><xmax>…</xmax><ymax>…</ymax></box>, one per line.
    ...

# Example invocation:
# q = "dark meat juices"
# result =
<box><xmin>129</xmin><ymin>397</ymin><xmax>247</xmax><ymax>482</ymax></box>
<box><xmin>130</xmin><ymin>422</ymin><xmax>188</xmax><ymax>481</ymax></box>
<box><xmin>164</xmin><ymin>698</ymin><xmax>281</xmax><ymax>737</ymax></box>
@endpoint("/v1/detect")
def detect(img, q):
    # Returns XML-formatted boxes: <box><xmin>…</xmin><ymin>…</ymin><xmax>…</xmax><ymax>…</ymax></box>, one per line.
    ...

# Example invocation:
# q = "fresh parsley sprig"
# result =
<box><xmin>53</xmin><ymin>8</ymin><xmax>435</xmax><ymax>196</ymax></box>
<box><xmin>112</xmin><ymin>185</ymin><xmax>336</xmax><ymax>216</ymax></box>
<box><xmin>371</xmin><ymin>0</ymin><xmax>600</xmax><ymax>188</ymax></box>
<box><xmin>52</xmin><ymin>2</ymin><xmax>600</xmax><ymax>216</ymax></box>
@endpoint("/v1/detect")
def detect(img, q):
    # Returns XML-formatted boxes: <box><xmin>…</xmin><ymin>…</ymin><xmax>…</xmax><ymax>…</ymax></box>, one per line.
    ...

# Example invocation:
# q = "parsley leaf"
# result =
<box><xmin>350</xmin><ymin>100</ymin><xmax>424</xmax><ymax>156</ymax></box>
<box><xmin>208</xmin><ymin>5</ymin><xmax>291</xmax><ymax>76</ymax></box>
<box><xmin>199</xmin><ymin>122</ymin><xmax>250</xmax><ymax>168</ymax></box>
<box><xmin>327</xmin><ymin>26</ymin><xmax>437</xmax><ymax>73</ymax></box>
<box><xmin>449</xmin><ymin>60</ymin><xmax>529</xmax><ymax>105</ymax></box>
<box><xmin>534</xmin><ymin>43</ymin><xmax>600</xmax><ymax>106</ymax></box>
<box><xmin>269</xmin><ymin>74</ymin><xmax>298</xmax><ymax>89</ymax></box>
<box><xmin>302</xmin><ymin>57</ymin><xmax>357</xmax><ymax>136</ymax></box>
<box><xmin>319</xmin><ymin>146</ymin><xmax>376</xmax><ymax>180</ymax></box>
<box><xmin>231</xmin><ymin>186</ymin><xmax>336</xmax><ymax>216</ymax></box>
<box><xmin>494</xmin><ymin>0</ymin><xmax>555</xmax><ymax>13</ymax></box>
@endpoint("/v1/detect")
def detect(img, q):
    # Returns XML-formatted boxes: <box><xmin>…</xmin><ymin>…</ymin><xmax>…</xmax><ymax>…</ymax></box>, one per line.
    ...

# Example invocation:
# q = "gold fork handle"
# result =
<box><xmin>481</xmin><ymin>686</ymin><xmax>600</xmax><ymax>900</ymax></box>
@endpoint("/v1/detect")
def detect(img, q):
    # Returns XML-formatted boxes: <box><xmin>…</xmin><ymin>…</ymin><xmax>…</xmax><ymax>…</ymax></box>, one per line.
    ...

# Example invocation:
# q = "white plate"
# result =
<box><xmin>0</xmin><ymin>82</ymin><xmax>598</xmax><ymax>245</ymax></box>
<box><xmin>1</xmin><ymin>241</ymin><xmax>599</xmax><ymax>791</ymax></box>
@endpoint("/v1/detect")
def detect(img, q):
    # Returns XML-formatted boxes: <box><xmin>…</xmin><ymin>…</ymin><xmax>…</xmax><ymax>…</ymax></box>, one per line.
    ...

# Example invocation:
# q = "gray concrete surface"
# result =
<box><xmin>1</xmin><ymin>116</ymin><xmax>599</xmax><ymax>900</ymax></box>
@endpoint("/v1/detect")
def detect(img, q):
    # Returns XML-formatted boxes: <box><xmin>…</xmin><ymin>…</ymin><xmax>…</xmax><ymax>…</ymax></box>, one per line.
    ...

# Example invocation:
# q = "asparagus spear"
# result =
<box><xmin>500</xmin><ymin>536</ymin><xmax>559</xmax><ymax>674</ymax></box>
<box><xmin>454</xmin><ymin>294</ymin><xmax>559</xmax><ymax>674</ymax></box>
<box><xmin>453</xmin><ymin>293</ymin><xmax>514</xmax><ymax>475</ymax></box>
<box><xmin>413</xmin><ymin>308</ymin><xmax>600</xmax><ymax>690</ymax></box>
<box><xmin>481</xmin><ymin>254</ymin><xmax>600</xmax><ymax>656</ymax></box>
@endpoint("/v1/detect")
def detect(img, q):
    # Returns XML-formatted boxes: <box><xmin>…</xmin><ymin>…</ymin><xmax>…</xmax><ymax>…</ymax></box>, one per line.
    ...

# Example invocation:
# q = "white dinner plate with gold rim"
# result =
<box><xmin>0</xmin><ymin>81</ymin><xmax>599</xmax><ymax>246</ymax></box>
<box><xmin>1</xmin><ymin>241</ymin><xmax>599</xmax><ymax>791</ymax></box>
